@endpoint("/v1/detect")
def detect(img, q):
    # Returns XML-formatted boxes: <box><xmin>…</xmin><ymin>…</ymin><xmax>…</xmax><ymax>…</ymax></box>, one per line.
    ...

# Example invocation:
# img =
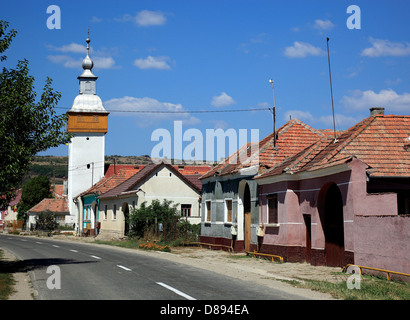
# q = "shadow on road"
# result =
<box><xmin>0</xmin><ymin>258</ymin><xmax>97</xmax><ymax>273</ymax></box>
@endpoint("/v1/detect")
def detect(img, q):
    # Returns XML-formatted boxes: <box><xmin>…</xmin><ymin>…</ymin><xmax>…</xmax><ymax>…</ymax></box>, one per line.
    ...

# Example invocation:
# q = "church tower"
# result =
<box><xmin>66</xmin><ymin>32</ymin><xmax>109</xmax><ymax>223</ymax></box>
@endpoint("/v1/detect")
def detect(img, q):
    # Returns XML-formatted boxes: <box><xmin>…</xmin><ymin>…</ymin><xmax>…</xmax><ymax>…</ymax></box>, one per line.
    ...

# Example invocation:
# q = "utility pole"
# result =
<box><xmin>326</xmin><ymin>37</ymin><xmax>337</xmax><ymax>143</ymax></box>
<box><xmin>269</xmin><ymin>79</ymin><xmax>277</xmax><ymax>149</ymax></box>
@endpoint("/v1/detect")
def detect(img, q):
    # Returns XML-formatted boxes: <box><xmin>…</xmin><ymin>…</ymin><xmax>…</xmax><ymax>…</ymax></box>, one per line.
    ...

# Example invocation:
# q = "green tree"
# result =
<box><xmin>0</xmin><ymin>20</ymin><xmax>71</xmax><ymax>208</ymax></box>
<box><xmin>18</xmin><ymin>175</ymin><xmax>52</xmax><ymax>221</ymax></box>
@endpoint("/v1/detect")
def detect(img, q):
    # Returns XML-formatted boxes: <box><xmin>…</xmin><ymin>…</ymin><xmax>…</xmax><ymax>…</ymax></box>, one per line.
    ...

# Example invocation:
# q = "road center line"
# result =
<box><xmin>70</xmin><ymin>249</ymin><xmax>79</xmax><ymax>253</ymax></box>
<box><xmin>117</xmin><ymin>265</ymin><xmax>132</xmax><ymax>271</ymax></box>
<box><xmin>156</xmin><ymin>282</ymin><xmax>196</xmax><ymax>300</ymax></box>
<box><xmin>91</xmin><ymin>255</ymin><xmax>101</xmax><ymax>259</ymax></box>
<box><xmin>52</xmin><ymin>245</ymin><xmax>60</xmax><ymax>248</ymax></box>
<box><xmin>35</xmin><ymin>241</ymin><xmax>42</xmax><ymax>244</ymax></box>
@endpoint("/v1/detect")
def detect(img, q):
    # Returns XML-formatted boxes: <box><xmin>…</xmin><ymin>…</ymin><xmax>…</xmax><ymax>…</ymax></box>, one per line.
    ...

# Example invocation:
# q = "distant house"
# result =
<box><xmin>1</xmin><ymin>189</ymin><xmax>22</xmax><ymax>230</ymax></box>
<box><xmin>97</xmin><ymin>162</ymin><xmax>210</xmax><ymax>239</ymax></box>
<box><xmin>25</xmin><ymin>182</ymin><xmax>69</xmax><ymax>230</ymax></box>
<box><xmin>74</xmin><ymin>165</ymin><xmax>142</xmax><ymax>236</ymax></box>
<box><xmin>26</xmin><ymin>198</ymin><xmax>69</xmax><ymax>230</ymax></box>
<box><xmin>255</xmin><ymin>108</ymin><xmax>410</xmax><ymax>272</ymax></box>
<box><xmin>200</xmin><ymin>119</ymin><xmax>329</xmax><ymax>252</ymax></box>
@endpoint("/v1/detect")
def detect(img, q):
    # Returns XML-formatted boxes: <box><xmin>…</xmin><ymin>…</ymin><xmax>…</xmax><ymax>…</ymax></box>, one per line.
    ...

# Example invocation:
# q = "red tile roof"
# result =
<box><xmin>77</xmin><ymin>168</ymin><xmax>141</xmax><ymax>197</ymax></box>
<box><xmin>104</xmin><ymin>164</ymin><xmax>146</xmax><ymax>178</ymax></box>
<box><xmin>257</xmin><ymin>114</ymin><xmax>410</xmax><ymax>179</ymax></box>
<box><xmin>98</xmin><ymin>162</ymin><xmax>207</xmax><ymax>199</ymax></box>
<box><xmin>201</xmin><ymin>119</ymin><xmax>327</xmax><ymax>179</ymax></box>
<box><xmin>28</xmin><ymin>198</ymin><xmax>69</xmax><ymax>214</ymax></box>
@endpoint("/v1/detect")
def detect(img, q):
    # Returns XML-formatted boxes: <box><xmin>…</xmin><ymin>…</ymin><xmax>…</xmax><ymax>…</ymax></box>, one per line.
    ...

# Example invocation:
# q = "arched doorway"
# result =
<box><xmin>319</xmin><ymin>183</ymin><xmax>345</xmax><ymax>267</ymax></box>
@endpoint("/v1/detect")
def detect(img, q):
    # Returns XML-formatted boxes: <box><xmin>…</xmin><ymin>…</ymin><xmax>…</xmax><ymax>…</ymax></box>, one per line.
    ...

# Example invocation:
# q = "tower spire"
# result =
<box><xmin>80</xmin><ymin>28</ymin><xmax>95</xmax><ymax>77</ymax></box>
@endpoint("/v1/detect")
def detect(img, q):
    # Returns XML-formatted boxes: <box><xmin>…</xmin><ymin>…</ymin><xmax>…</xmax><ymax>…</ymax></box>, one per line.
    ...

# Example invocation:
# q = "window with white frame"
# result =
<box><xmin>224</xmin><ymin>199</ymin><xmax>233</xmax><ymax>223</ymax></box>
<box><xmin>267</xmin><ymin>194</ymin><xmax>278</xmax><ymax>225</ymax></box>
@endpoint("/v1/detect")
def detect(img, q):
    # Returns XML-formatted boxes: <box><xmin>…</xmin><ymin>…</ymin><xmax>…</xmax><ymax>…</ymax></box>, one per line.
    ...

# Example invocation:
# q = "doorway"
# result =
<box><xmin>122</xmin><ymin>202</ymin><xmax>130</xmax><ymax>237</ymax></box>
<box><xmin>303</xmin><ymin>214</ymin><xmax>311</xmax><ymax>263</ymax></box>
<box><xmin>243</xmin><ymin>183</ymin><xmax>251</xmax><ymax>252</ymax></box>
<box><xmin>319</xmin><ymin>183</ymin><xmax>345</xmax><ymax>267</ymax></box>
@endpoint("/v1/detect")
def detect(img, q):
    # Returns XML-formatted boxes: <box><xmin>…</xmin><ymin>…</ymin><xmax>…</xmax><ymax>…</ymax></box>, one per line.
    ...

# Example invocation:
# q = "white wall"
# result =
<box><xmin>68</xmin><ymin>132</ymin><xmax>105</xmax><ymax>224</ymax></box>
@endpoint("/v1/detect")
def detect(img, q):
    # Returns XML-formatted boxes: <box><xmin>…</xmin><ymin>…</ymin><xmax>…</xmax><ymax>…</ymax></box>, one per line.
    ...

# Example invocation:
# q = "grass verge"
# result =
<box><xmin>284</xmin><ymin>275</ymin><xmax>410</xmax><ymax>300</ymax></box>
<box><xmin>0</xmin><ymin>249</ymin><xmax>15</xmax><ymax>300</ymax></box>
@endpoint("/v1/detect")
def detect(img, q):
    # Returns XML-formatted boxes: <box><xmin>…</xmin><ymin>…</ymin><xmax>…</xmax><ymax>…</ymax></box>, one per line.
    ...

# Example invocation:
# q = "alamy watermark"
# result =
<box><xmin>150</xmin><ymin>121</ymin><xmax>259</xmax><ymax>165</ymax></box>
<box><xmin>346</xmin><ymin>265</ymin><xmax>361</xmax><ymax>290</ymax></box>
<box><xmin>346</xmin><ymin>5</ymin><xmax>361</xmax><ymax>30</ymax></box>
<box><xmin>46</xmin><ymin>265</ymin><xmax>61</xmax><ymax>290</ymax></box>
<box><xmin>46</xmin><ymin>5</ymin><xmax>61</xmax><ymax>30</ymax></box>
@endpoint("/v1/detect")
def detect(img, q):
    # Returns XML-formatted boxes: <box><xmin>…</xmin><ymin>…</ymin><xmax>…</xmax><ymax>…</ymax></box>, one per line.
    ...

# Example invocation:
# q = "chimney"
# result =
<box><xmin>370</xmin><ymin>107</ymin><xmax>385</xmax><ymax>116</ymax></box>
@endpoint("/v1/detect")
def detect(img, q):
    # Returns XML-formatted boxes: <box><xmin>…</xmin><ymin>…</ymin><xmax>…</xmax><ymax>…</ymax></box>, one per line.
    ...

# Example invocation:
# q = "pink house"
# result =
<box><xmin>255</xmin><ymin>109</ymin><xmax>410</xmax><ymax>274</ymax></box>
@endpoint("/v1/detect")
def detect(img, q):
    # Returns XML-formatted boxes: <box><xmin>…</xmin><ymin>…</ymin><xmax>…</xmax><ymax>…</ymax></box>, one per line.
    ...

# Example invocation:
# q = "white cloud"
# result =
<box><xmin>283</xmin><ymin>41</ymin><xmax>325</xmax><ymax>58</ymax></box>
<box><xmin>104</xmin><ymin>96</ymin><xmax>200</xmax><ymax>127</ymax></box>
<box><xmin>47</xmin><ymin>42</ymin><xmax>117</xmax><ymax>69</ymax></box>
<box><xmin>117</xmin><ymin>10</ymin><xmax>167</xmax><ymax>26</ymax></box>
<box><xmin>93</xmin><ymin>56</ymin><xmax>116</xmax><ymax>69</ymax></box>
<box><xmin>47</xmin><ymin>55</ymin><xmax>116</xmax><ymax>69</ymax></box>
<box><xmin>47</xmin><ymin>55</ymin><xmax>81</xmax><ymax>68</ymax></box>
<box><xmin>133</xmin><ymin>56</ymin><xmax>171</xmax><ymax>70</ymax></box>
<box><xmin>47</xmin><ymin>43</ymin><xmax>87</xmax><ymax>54</ymax></box>
<box><xmin>313</xmin><ymin>19</ymin><xmax>334</xmax><ymax>30</ymax></box>
<box><xmin>361</xmin><ymin>38</ymin><xmax>410</xmax><ymax>57</ymax></box>
<box><xmin>135</xmin><ymin>10</ymin><xmax>166</xmax><ymax>26</ymax></box>
<box><xmin>341</xmin><ymin>89</ymin><xmax>410</xmax><ymax>112</ymax></box>
<box><xmin>284</xmin><ymin>110</ymin><xmax>359</xmax><ymax>129</ymax></box>
<box><xmin>211</xmin><ymin>92</ymin><xmax>236</xmax><ymax>108</ymax></box>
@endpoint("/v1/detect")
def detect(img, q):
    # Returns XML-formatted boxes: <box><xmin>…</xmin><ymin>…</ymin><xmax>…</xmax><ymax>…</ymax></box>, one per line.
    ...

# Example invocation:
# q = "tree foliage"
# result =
<box><xmin>0</xmin><ymin>20</ymin><xmax>71</xmax><ymax>208</ymax></box>
<box><xmin>128</xmin><ymin>199</ymin><xmax>180</xmax><ymax>239</ymax></box>
<box><xmin>18</xmin><ymin>175</ymin><xmax>52</xmax><ymax>220</ymax></box>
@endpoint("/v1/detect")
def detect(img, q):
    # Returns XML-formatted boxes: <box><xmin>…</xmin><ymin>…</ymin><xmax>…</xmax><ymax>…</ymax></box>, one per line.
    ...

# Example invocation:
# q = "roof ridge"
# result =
<box><xmin>321</xmin><ymin>115</ymin><xmax>376</xmax><ymax>164</ymax></box>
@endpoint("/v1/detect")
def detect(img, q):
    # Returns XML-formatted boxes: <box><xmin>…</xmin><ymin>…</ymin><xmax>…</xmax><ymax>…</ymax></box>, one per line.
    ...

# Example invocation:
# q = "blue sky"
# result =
<box><xmin>2</xmin><ymin>0</ymin><xmax>410</xmax><ymax>159</ymax></box>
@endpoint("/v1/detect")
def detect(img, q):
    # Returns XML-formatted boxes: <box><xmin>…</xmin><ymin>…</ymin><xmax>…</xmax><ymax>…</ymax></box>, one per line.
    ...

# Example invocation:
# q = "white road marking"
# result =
<box><xmin>35</xmin><ymin>241</ymin><xmax>42</xmax><ymax>244</ymax></box>
<box><xmin>91</xmin><ymin>255</ymin><xmax>101</xmax><ymax>259</ymax></box>
<box><xmin>20</xmin><ymin>239</ymin><xmax>27</xmax><ymax>241</ymax></box>
<box><xmin>52</xmin><ymin>245</ymin><xmax>60</xmax><ymax>248</ymax></box>
<box><xmin>156</xmin><ymin>282</ymin><xmax>196</xmax><ymax>300</ymax></box>
<box><xmin>117</xmin><ymin>265</ymin><xmax>132</xmax><ymax>271</ymax></box>
<box><xmin>70</xmin><ymin>249</ymin><xmax>79</xmax><ymax>253</ymax></box>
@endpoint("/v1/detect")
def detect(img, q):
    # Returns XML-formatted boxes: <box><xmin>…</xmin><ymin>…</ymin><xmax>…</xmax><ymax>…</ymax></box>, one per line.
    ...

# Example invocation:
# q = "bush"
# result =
<box><xmin>35</xmin><ymin>210</ymin><xmax>58</xmax><ymax>232</ymax></box>
<box><xmin>127</xmin><ymin>199</ymin><xmax>200</xmax><ymax>243</ymax></box>
<box><xmin>128</xmin><ymin>199</ymin><xmax>180</xmax><ymax>241</ymax></box>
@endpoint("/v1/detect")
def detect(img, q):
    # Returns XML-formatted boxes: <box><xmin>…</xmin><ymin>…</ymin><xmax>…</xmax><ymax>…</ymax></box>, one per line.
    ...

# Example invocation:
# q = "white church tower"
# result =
<box><xmin>66</xmin><ymin>32</ymin><xmax>109</xmax><ymax>224</ymax></box>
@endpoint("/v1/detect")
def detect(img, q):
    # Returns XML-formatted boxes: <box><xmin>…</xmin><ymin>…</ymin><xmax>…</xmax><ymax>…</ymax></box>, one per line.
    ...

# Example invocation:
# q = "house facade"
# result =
<box><xmin>200</xmin><ymin>119</ymin><xmax>329</xmax><ymax>252</ymax></box>
<box><xmin>77</xmin><ymin>163</ymin><xmax>210</xmax><ymax>239</ymax></box>
<box><xmin>255</xmin><ymin>109</ymin><xmax>410</xmax><ymax>272</ymax></box>
<box><xmin>199</xmin><ymin>108</ymin><xmax>410</xmax><ymax>275</ymax></box>
<box><xmin>74</xmin><ymin>166</ymin><xmax>141</xmax><ymax>236</ymax></box>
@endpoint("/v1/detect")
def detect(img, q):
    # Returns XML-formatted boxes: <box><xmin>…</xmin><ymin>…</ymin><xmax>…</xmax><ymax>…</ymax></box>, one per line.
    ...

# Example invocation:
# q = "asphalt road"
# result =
<box><xmin>0</xmin><ymin>234</ymin><xmax>310</xmax><ymax>301</ymax></box>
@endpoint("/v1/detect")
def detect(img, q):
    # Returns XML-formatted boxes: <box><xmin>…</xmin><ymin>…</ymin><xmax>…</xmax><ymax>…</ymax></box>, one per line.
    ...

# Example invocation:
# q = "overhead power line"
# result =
<box><xmin>56</xmin><ymin>106</ymin><xmax>271</xmax><ymax>114</ymax></box>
